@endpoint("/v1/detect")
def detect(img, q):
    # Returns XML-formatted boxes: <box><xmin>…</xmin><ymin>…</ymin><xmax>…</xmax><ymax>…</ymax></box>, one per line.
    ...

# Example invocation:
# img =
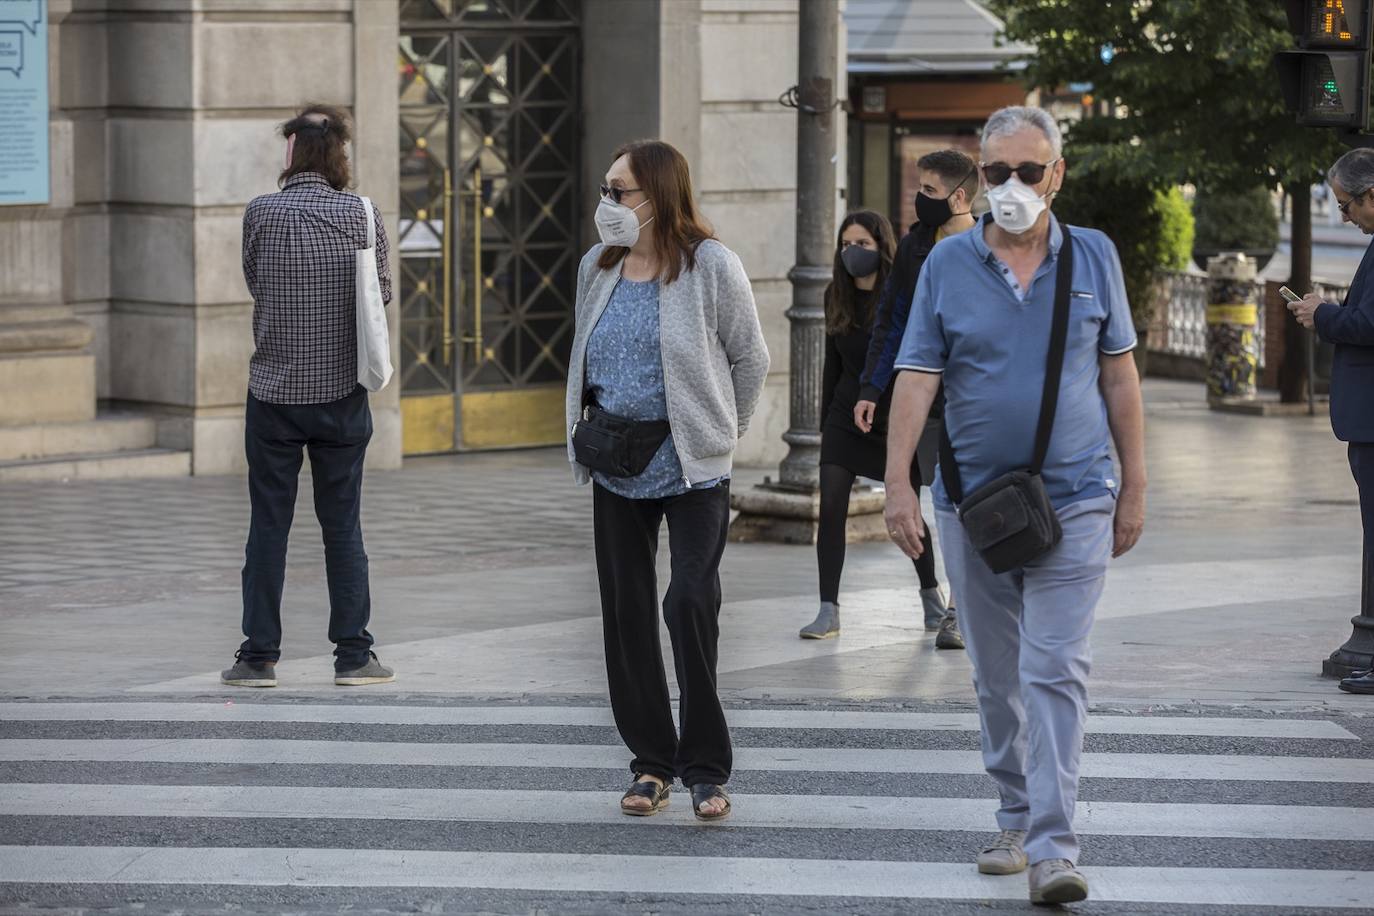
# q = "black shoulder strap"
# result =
<box><xmin>940</xmin><ymin>221</ymin><xmax>1074</xmax><ymax>504</ymax></box>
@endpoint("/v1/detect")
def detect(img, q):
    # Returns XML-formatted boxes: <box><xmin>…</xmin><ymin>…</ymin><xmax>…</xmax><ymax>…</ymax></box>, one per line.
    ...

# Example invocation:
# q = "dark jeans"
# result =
<box><xmin>240</xmin><ymin>386</ymin><xmax>374</xmax><ymax>671</ymax></box>
<box><xmin>592</xmin><ymin>480</ymin><xmax>733</xmax><ymax>787</ymax></box>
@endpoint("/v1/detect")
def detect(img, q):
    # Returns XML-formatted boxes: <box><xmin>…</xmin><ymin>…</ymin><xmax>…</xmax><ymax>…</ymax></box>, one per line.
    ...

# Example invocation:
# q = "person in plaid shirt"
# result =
<box><xmin>221</xmin><ymin>104</ymin><xmax>396</xmax><ymax>690</ymax></box>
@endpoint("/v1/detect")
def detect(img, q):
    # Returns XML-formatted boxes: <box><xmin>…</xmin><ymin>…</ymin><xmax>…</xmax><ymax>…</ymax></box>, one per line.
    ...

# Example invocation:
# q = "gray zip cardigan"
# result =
<box><xmin>565</xmin><ymin>240</ymin><xmax>770</xmax><ymax>487</ymax></box>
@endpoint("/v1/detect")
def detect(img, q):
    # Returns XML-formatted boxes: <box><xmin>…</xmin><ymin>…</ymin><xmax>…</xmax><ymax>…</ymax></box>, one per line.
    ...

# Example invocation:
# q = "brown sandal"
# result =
<box><xmin>620</xmin><ymin>774</ymin><xmax>671</xmax><ymax>816</ymax></box>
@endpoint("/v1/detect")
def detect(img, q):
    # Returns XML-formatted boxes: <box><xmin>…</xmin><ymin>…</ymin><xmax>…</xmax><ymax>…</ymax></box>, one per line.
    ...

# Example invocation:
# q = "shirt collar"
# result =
<box><xmin>971</xmin><ymin>212</ymin><xmax>1064</xmax><ymax>264</ymax></box>
<box><xmin>283</xmin><ymin>172</ymin><xmax>334</xmax><ymax>191</ymax></box>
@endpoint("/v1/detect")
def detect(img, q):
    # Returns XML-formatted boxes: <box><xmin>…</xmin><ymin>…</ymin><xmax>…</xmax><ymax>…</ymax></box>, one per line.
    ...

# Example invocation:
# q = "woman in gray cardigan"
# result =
<box><xmin>565</xmin><ymin>140</ymin><xmax>769</xmax><ymax>821</ymax></box>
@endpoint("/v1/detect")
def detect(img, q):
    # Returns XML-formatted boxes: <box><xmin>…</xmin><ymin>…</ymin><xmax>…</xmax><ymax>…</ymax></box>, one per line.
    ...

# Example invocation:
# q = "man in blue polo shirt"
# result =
<box><xmin>883</xmin><ymin>106</ymin><xmax>1147</xmax><ymax>906</ymax></box>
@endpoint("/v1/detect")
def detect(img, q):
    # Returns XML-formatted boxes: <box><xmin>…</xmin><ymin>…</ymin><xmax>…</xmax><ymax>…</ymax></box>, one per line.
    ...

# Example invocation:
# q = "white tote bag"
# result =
<box><xmin>355</xmin><ymin>195</ymin><xmax>394</xmax><ymax>392</ymax></box>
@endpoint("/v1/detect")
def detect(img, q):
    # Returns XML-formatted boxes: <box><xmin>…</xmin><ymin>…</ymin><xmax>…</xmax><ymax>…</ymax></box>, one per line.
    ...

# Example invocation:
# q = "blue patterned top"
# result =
<box><xmin>585</xmin><ymin>277</ymin><xmax>724</xmax><ymax>500</ymax></box>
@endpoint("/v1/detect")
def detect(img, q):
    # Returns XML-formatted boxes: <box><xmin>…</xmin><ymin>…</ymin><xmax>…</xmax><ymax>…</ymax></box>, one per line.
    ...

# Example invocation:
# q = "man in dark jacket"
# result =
<box><xmin>1290</xmin><ymin>147</ymin><xmax>1374</xmax><ymax>694</ymax></box>
<box><xmin>853</xmin><ymin>149</ymin><xmax>977</xmax><ymax>648</ymax></box>
<box><xmin>855</xmin><ymin>151</ymin><xmax>978</xmax><ymax>424</ymax></box>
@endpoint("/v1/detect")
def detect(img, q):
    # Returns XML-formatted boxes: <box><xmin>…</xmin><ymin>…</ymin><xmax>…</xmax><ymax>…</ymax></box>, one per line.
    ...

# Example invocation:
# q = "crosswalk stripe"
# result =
<box><xmin>1</xmin><ymin>846</ymin><xmax>1369</xmax><ymax>908</ymax></box>
<box><xmin>2</xmin><ymin>783</ymin><xmax>1365</xmax><ymax>841</ymax></box>
<box><xmin>0</xmin><ymin>702</ymin><xmax>1356</xmax><ymax>740</ymax></box>
<box><xmin>0</xmin><ymin>739</ymin><xmax>1362</xmax><ymax>782</ymax></box>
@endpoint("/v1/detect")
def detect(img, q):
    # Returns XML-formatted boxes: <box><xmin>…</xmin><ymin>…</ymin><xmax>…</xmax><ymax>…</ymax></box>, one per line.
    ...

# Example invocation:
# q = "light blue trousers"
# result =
<box><xmin>936</xmin><ymin>494</ymin><xmax>1115</xmax><ymax>865</ymax></box>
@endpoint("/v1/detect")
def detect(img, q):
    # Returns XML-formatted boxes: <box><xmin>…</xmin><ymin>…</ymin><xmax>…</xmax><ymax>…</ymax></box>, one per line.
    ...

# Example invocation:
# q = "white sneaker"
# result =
<box><xmin>1028</xmin><ymin>858</ymin><xmax>1088</xmax><ymax>904</ymax></box>
<box><xmin>975</xmin><ymin>829</ymin><xmax>1028</xmax><ymax>875</ymax></box>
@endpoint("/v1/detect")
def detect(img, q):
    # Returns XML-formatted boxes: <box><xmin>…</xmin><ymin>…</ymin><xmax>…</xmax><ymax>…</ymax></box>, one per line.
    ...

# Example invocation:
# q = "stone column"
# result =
<box><xmin>98</xmin><ymin>0</ymin><xmax>400</xmax><ymax>474</ymax></box>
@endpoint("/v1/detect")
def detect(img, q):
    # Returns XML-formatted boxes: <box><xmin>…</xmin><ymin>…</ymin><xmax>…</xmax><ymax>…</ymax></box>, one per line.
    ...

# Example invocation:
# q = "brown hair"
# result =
<box><xmin>595</xmin><ymin>140</ymin><xmax>716</xmax><ymax>284</ymax></box>
<box><xmin>824</xmin><ymin>210</ymin><xmax>896</xmax><ymax>335</ymax></box>
<box><xmin>279</xmin><ymin>103</ymin><xmax>352</xmax><ymax>190</ymax></box>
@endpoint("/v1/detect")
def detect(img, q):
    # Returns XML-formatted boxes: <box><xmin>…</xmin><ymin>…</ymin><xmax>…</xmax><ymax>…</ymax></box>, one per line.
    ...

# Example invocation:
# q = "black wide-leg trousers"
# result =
<box><xmin>592</xmin><ymin>480</ymin><xmax>733</xmax><ymax>787</ymax></box>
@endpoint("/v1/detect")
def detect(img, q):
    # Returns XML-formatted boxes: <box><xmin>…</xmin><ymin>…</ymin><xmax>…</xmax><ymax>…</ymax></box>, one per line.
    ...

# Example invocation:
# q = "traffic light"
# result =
<box><xmin>1275</xmin><ymin>0</ymin><xmax>1374</xmax><ymax>130</ymax></box>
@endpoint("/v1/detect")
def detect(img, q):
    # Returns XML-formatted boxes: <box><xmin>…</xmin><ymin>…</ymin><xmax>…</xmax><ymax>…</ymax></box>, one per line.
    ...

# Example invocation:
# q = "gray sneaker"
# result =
<box><xmin>976</xmin><ymin>829</ymin><xmax>1028</xmax><ymax>875</ymax></box>
<box><xmin>920</xmin><ymin>587</ymin><xmax>947</xmax><ymax>630</ymax></box>
<box><xmin>220</xmin><ymin>656</ymin><xmax>277</xmax><ymax>688</ymax></box>
<box><xmin>1028</xmin><ymin>858</ymin><xmax>1088</xmax><ymax>905</ymax></box>
<box><xmin>935</xmin><ymin>611</ymin><xmax>965</xmax><ymax>650</ymax></box>
<box><xmin>335</xmin><ymin>652</ymin><xmax>395</xmax><ymax>686</ymax></box>
<box><xmin>799</xmin><ymin>601</ymin><xmax>840</xmax><ymax>639</ymax></box>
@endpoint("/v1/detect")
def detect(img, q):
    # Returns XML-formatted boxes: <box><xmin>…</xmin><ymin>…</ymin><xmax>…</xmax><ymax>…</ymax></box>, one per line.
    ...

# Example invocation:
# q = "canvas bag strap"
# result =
<box><xmin>939</xmin><ymin>219</ymin><xmax>1074</xmax><ymax>504</ymax></box>
<box><xmin>359</xmin><ymin>195</ymin><xmax>375</xmax><ymax>250</ymax></box>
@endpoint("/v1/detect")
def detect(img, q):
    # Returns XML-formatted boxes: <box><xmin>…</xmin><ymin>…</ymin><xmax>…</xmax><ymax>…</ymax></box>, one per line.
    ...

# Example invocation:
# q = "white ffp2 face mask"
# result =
<box><xmin>986</xmin><ymin>176</ymin><xmax>1051</xmax><ymax>234</ymax></box>
<box><xmin>594</xmin><ymin>197</ymin><xmax>653</xmax><ymax>247</ymax></box>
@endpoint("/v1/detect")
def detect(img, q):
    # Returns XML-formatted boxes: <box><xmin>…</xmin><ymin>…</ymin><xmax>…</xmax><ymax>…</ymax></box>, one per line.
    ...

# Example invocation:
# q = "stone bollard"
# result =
<box><xmin>1205</xmin><ymin>252</ymin><xmax>1260</xmax><ymax>403</ymax></box>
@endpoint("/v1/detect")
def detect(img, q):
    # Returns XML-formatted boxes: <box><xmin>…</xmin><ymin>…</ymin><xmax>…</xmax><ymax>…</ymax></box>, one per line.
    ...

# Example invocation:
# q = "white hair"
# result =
<box><xmin>981</xmin><ymin>106</ymin><xmax>1063</xmax><ymax>157</ymax></box>
<box><xmin>1329</xmin><ymin>148</ymin><xmax>1374</xmax><ymax>196</ymax></box>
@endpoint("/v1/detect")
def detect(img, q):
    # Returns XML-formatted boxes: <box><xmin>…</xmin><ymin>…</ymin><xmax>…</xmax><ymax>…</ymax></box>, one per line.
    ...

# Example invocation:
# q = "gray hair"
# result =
<box><xmin>1328</xmin><ymin>148</ymin><xmax>1374</xmax><ymax>195</ymax></box>
<box><xmin>981</xmin><ymin>106</ymin><xmax>1063</xmax><ymax>157</ymax></box>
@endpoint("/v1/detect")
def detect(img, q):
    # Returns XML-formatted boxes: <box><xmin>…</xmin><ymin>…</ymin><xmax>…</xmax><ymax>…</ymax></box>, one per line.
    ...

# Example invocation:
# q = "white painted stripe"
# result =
<box><xmin>0</xmin><ymin>739</ymin><xmax>1363</xmax><ymax>783</ymax></box>
<box><xmin>0</xmin><ymin>847</ymin><xmax>1369</xmax><ymax>908</ymax></box>
<box><xmin>0</xmin><ymin>703</ymin><xmax>1355</xmax><ymax>740</ymax></box>
<box><xmin>3</xmin><ymin>783</ymin><xmax>1365</xmax><ymax>841</ymax></box>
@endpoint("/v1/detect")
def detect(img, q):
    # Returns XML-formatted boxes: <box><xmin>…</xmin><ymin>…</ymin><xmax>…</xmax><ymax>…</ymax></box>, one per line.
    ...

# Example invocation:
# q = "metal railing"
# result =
<box><xmin>1153</xmin><ymin>271</ymin><xmax>1351</xmax><ymax>372</ymax></box>
<box><xmin>1155</xmin><ymin>271</ymin><xmax>1210</xmax><ymax>360</ymax></box>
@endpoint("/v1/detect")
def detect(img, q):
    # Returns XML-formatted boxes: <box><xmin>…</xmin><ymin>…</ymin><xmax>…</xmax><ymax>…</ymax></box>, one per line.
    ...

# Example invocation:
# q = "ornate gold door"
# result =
<box><xmin>398</xmin><ymin>0</ymin><xmax>581</xmax><ymax>453</ymax></box>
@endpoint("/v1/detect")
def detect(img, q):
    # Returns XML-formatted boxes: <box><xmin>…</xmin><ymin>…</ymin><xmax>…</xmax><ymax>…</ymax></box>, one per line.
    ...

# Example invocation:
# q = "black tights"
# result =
<box><xmin>817</xmin><ymin>462</ymin><xmax>938</xmax><ymax>604</ymax></box>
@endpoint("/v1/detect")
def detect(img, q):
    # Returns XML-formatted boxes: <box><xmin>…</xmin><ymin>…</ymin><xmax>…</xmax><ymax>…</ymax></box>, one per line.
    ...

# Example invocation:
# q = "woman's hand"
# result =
<box><xmin>853</xmin><ymin>400</ymin><xmax>877</xmax><ymax>433</ymax></box>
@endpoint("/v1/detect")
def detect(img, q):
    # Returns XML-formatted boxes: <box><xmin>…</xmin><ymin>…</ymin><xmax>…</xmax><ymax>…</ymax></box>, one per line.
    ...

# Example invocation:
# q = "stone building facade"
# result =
<box><xmin>0</xmin><ymin>0</ymin><xmax>820</xmax><ymax>480</ymax></box>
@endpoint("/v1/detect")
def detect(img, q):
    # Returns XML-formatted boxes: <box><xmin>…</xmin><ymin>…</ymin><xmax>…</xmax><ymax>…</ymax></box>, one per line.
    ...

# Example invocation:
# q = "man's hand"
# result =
<box><xmin>1112</xmin><ymin>486</ymin><xmax>1145</xmax><ymax>558</ymax></box>
<box><xmin>883</xmin><ymin>481</ymin><xmax>926</xmax><ymax>559</ymax></box>
<box><xmin>1288</xmin><ymin>292</ymin><xmax>1322</xmax><ymax>330</ymax></box>
<box><xmin>853</xmin><ymin>400</ymin><xmax>877</xmax><ymax>433</ymax></box>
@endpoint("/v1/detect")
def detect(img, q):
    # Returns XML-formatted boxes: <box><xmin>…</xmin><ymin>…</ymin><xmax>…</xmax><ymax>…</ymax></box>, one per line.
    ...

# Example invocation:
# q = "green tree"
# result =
<box><xmin>992</xmin><ymin>0</ymin><xmax>1348</xmax><ymax>400</ymax></box>
<box><xmin>1191</xmin><ymin>185</ymin><xmax>1280</xmax><ymax>265</ymax></box>
<box><xmin>1053</xmin><ymin>142</ymin><xmax>1193</xmax><ymax>335</ymax></box>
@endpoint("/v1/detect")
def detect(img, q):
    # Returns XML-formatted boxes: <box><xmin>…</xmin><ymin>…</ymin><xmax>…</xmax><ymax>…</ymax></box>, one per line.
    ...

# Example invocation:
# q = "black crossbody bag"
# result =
<box><xmin>572</xmin><ymin>397</ymin><xmax>671</xmax><ymax>479</ymax></box>
<box><xmin>939</xmin><ymin>222</ymin><xmax>1073</xmax><ymax>575</ymax></box>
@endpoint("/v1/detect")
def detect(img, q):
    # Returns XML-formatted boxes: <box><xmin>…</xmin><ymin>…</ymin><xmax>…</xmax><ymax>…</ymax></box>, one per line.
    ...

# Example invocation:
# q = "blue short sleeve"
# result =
<box><xmin>1097</xmin><ymin>235</ymin><xmax>1137</xmax><ymax>355</ymax></box>
<box><xmin>893</xmin><ymin>259</ymin><xmax>946</xmax><ymax>373</ymax></box>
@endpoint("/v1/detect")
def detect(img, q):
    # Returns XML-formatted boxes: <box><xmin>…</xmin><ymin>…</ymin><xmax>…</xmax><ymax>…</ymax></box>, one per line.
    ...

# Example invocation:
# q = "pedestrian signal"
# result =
<box><xmin>1275</xmin><ymin>0</ymin><xmax>1373</xmax><ymax>129</ymax></box>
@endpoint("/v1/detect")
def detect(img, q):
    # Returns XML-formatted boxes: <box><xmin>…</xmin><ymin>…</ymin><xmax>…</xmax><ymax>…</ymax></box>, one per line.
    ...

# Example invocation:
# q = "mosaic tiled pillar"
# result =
<box><xmin>1205</xmin><ymin>252</ymin><xmax>1259</xmax><ymax>402</ymax></box>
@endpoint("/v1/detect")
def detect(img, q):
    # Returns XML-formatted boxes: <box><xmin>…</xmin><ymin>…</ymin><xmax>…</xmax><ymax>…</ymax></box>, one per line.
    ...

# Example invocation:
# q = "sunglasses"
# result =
<box><xmin>599</xmin><ymin>184</ymin><xmax>642</xmax><ymax>205</ymax></box>
<box><xmin>980</xmin><ymin>158</ymin><xmax>1061</xmax><ymax>187</ymax></box>
<box><xmin>1339</xmin><ymin>190</ymin><xmax>1368</xmax><ymax>216</ymax></box>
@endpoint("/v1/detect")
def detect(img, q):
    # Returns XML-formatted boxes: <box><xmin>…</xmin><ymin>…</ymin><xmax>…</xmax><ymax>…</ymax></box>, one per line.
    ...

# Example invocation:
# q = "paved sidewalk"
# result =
<box><xmin>0</xmin><ymin>379</ymin><xmax>1368</xmax><ymax>712</ymax></box>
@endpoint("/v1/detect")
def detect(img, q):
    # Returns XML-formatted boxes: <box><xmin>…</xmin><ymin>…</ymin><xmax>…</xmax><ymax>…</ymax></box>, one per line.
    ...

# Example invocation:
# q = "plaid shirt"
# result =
<box><xmin>241</xmin><ymin>172</ymin><xmax>392</xmax><ymax>404</ymax></box>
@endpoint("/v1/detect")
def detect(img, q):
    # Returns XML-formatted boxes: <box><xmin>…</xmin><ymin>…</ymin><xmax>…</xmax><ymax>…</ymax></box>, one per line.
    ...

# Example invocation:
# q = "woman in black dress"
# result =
<box><xmin>800</xmin><ymin>210</ymin><xmax>959</xmax><ymax>646</ymax></box>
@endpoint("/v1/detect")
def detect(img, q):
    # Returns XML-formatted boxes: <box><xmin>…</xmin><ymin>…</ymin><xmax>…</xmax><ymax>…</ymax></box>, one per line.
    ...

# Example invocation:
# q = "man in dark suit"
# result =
<box><xmin>1289</xmin><ymin>147</ymin><xmax>1374</xmax><ymax>694</ymax></box>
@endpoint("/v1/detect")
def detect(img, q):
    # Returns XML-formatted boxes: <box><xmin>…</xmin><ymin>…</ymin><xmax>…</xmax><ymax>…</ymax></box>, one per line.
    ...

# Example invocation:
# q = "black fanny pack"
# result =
<box><xmin>572</xmin><ymin>403</ymin><xmax>670</xmax><ymax>478</ymax></box>
<box><xmin>940</xmin><ymin>222</ymin><xmax>1073</xmax><ymax>575</ymax></box>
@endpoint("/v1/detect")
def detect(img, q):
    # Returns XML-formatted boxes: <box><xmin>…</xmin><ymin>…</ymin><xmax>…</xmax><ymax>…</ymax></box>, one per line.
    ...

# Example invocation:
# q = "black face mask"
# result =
<box><xmin>915</xmin><ymin>168</ymin><xmax>975</xmax><ymax>227</ymax></box>
<box><xmin>840</xmin><ymin>245</ymin><xmax>881</xmax><ymax>278</ymax></box>
<box><xmin>915</xmin><ymin>190</ymin><xmax>954</xmax><ymax>228</ymax></box>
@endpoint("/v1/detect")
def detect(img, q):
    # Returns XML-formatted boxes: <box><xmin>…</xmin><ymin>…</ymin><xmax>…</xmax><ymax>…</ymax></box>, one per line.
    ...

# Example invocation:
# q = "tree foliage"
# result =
<box><xmin>1053</xmin><ymin>137</ymin><xmax>1194</xmax><ymax>324</ymax></box>
<box><xmin>1192</xmin><ymin>185</ymin><xmax>1281</xmax><ymax>255</ymax></box>
<box><xmin>990</xmin><ymin>0</ymin><xmax>1347</xmax><ymax>192</ymax></box>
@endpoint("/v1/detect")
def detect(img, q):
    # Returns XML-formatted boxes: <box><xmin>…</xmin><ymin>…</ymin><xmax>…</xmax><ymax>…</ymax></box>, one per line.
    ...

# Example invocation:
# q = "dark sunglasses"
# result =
<box><xmin>980</xmin><ymin>158</ymin><xmax>1061</xmax><ymax>187</ymax></box>
<box><xmin>599</xmin><ymin>184</ymin><xmax>642</xmax><ymax>205</ymax></box>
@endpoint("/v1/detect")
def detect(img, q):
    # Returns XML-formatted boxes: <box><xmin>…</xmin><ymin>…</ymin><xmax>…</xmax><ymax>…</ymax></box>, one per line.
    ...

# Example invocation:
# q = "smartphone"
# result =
<box><xmin>1279</xmin><ymin>286</ymin><xmax>1303</xmax><ymax>303</ymax></box>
